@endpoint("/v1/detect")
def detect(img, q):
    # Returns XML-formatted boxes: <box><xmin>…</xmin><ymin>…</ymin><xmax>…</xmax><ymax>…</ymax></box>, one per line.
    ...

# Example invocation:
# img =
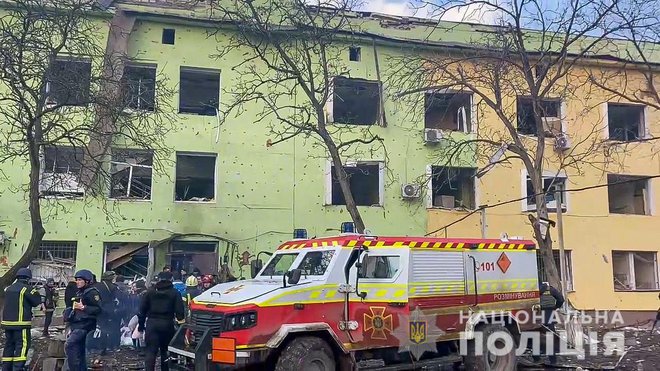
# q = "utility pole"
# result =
<box><xmin>555</xmin><ymin>189</ymin><xmax>568</xmax><ymax>310</ymax></box>
<box><xmin>480</xmin><ymin>207</ymin><xmax>487</xmax><ymax>239</ymax></box>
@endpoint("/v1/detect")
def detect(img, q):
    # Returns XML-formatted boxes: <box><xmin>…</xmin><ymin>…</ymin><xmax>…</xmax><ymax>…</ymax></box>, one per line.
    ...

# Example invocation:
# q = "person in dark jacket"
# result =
<box><xmin>42</xmin><ymin>278</ymin><xmax>59</xmax><ymax>337</ymax></box>
<box><xmin>1</xmin><ymin>268</ymin><xmax>42</xmax><ymax>371</ymax></box>
<box><xmin>96</xmin><ymin>271</ymin><xmax>119</xmax><ymax>354</ymax></box>
<box><xmin>65</xmin><ymin>269</ymin><xmax>101</xmax><ymax>371</ymax></box>
<box><xmin>535</xmin><ymin>282</ymin><xmax>565</xmax><ymax>365</ymax></box>
<box><xmin>138</xmin><ymin>272</ymin><xmax>185</xmax><ymax>371</ymax></box>
<box><xmin>64</xmin><ymin>277</ymin><xmax>78</xmax><ymax>310</ymax></box>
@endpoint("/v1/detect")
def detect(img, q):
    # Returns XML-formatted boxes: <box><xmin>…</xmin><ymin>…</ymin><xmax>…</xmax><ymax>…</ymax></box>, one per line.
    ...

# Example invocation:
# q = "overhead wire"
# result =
<box><xmin>426</xmin><ymin>174</ymin><xmax>660</xmax><ymax>236</ymax></box>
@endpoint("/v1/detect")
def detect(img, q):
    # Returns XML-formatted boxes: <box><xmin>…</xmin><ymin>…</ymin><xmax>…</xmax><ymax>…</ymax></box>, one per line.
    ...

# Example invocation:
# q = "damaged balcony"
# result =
<box><xmin>110</xmin><ymin>149</ymin><xmax>153</xmax><ymax>200</ymax></box>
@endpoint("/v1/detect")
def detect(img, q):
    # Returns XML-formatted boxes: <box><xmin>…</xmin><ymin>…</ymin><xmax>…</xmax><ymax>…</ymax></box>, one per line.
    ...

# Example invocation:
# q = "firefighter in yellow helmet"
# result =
<box><xmin>184</xmin><ymin>276</ymin><xmax>201</xmax><ymax>306</ymax></box>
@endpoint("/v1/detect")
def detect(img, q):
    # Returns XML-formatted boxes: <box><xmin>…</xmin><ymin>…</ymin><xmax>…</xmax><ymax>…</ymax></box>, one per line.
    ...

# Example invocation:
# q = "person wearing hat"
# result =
<box><xmin>138</xmin><ymin>271</ymin><xmax>185</xmax><ymax>371</ymax></box>
<box><xmin>1</xmin><ymin>268</ymin><xmax>42</xmax><ymax>371</ymax></box>
<box><xmin>184</xmin><ymin>275</ymin><xmax>201</xmax><ymax>306</ymax></box>
<box><xmin>65</xmin><ymin>269</ymin><xmax>101</xmax><ymax>371</ymax></box>
<box><xmin>96</xmin><ymin>271</ymin><xmax>119</xmax><ymax>355</ymax></box>
<box><xmin>42</xmin><ymin>278</ymin><xmax>59</xmax><ymax>337</ymax></box>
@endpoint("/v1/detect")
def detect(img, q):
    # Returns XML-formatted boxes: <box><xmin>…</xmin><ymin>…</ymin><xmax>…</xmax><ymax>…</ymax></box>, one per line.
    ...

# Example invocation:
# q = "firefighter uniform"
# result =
<box><xmin>1</xmin><ymin>268</ymin><xmax>42</xmax><ymax>371</ymax></box>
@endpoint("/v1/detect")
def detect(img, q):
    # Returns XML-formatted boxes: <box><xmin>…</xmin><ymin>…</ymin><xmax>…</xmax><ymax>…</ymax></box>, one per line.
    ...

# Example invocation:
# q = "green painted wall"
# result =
<box><xmin>0</xmin><ymin>13</ymin><xmax>475</xmax><ymax>278</ymax></box>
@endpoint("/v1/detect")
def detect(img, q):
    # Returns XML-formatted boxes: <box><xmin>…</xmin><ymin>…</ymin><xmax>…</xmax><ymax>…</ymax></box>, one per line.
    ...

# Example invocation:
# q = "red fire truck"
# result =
<box><xmin>168</xmin><ymin>233</ymin><xmax>541</xmax><ymax>370</ymax></box>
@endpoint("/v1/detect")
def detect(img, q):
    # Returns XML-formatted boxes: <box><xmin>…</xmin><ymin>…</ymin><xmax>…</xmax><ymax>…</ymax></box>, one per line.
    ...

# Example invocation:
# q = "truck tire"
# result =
<box><xmin>464</xmin><ymin>324</ymin><xmax>517</xmax><ymax>371</ymax></box>
<box><xmin>274</xmin><ymin>336</ymin><xmax>336</xmax><ymax>371</ymax></box>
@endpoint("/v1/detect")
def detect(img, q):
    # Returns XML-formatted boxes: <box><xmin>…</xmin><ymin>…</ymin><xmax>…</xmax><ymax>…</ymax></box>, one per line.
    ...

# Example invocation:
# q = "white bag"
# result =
<box><xmin>132</xmin><ymin>327</ymin><xmax>144</xmax><ymax>340</ymax></box>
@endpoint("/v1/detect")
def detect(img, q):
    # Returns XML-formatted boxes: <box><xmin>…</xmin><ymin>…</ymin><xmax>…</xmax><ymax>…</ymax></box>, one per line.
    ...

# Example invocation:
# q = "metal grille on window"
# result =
<box><xmin>30</xmin><ymin>241</ymin><xmax>77</xmax><ymax>284</ymax></box>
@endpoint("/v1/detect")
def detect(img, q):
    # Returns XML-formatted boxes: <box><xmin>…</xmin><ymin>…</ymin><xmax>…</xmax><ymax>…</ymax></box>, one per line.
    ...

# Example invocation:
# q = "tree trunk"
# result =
<box><xmin>317</xmin><ymin>123</ymin><xmax>367</xmax><ymax>233</ymax></box>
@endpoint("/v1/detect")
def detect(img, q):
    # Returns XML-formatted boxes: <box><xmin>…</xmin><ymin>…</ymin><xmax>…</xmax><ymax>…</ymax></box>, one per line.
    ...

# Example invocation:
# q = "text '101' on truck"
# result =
<box><xmin>168</xmin><ymin>231</ymin><xmax>542</xmax><ymax>371</ymax></box>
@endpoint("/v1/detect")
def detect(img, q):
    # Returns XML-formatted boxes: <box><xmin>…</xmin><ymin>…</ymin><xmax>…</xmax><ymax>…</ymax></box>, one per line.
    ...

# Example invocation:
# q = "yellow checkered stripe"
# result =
<box><xmin>278</xmin><ymin>240</ymin><xmax>534</xmax><ymax>250</ymax></box>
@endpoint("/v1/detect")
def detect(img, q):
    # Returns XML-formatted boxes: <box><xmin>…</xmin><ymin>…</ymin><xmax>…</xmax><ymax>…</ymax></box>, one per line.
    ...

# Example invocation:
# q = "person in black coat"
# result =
<box><xmin>536</xmin><ymin>282</ymin><xmax>565</xmax><ymax>365</ymax></box>
<box><xmin>42</xmin><ymin>278</ymin><xmax>59</xmax><ymax>337</ymax></box>
<box><xmin>64</xmin><ymin>277</ymin><xmax>78</xmax><ymax>310</ymax></box>
<box><xmin>96</xmin><ymin>271</ymin><xmax>119</xmax><ymax>354</ymax></box>
<box><xmin>138</xmin><ymin>272</ymin><xmax>185</xmax><ymax>371</ymax></box>
<box><xmin>64</xmin><ymin>269</ymin><xmax>101</xmax><ymax>371</ymax></box>
<box><xmin>1</xmin><ymin>268</ymin><xmax>42</xmax><ymax>371</ymax></box>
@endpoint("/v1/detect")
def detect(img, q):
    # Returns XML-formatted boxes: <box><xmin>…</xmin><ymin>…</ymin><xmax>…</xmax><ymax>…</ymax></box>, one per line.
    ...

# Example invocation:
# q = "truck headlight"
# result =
<box><xmin>224</xmin><ymin>311</ymin><xmax>257</xmax><ymax>332</ymax></box>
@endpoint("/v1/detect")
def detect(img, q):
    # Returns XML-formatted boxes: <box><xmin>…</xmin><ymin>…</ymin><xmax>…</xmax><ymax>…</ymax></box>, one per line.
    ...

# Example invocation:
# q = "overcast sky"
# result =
<box><xmin>356</xmin><ymin>0</ymin><xmax>500</xmax><ymax>24</ymax></box>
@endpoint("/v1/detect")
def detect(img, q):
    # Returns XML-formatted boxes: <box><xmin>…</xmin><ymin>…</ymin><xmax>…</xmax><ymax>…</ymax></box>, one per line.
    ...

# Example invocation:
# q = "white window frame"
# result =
<box><xmin>604</xmin><ymin>102</ymin><xmax>649</xmax><ymax>141</ymax></box>
<box><xmin>324</xmin><ymin>160</ymin><xmax>385</xmax><ymax>207</ymax></box>
<box><xmin>122</xmin><ymin>63</ymin><xmax>158</xmax><ymax>113</ymax></box>
<box><xmin>423</xmin><ymin>90</ymin><xmax>475</xmax><ymax>134</ymax></box>
<box><xmin>521</xmin><ymin>169</ymin><xmax>568</xmax><ymax>212</ymax></box>
<box><xmin>324</xmin><ymin>76</ymin><xmax>383</xmax><ymax>126</ymax></box>
<box><xmin>109</xmin><ymin>149</ymin><xmax>153</xmax><ymax>201</ymax></box>
<box><xmin>178</xmin><ymin>66</ymin><xmax>221</xmax><ymax>116</ymax></box>
<box><xmin>607</xmin><ymin>174</ymin><xmax>655</xmax><ymax>216</ymax></box>
<box><xmin>174</xmin><ymin>152</ymin><xmax>217</xmax><ymax>203</ymax></box>
<box><xmin>426</xmin><ymin>165</ymin><xmax>479</xmax><ymax>210</ymax></box>
<box><xmin>39</xmin><ymin>146</ymin><xmax>85</xmax><ymax>197</ymax></box>
<box><xmin>612</xmin><ymin>251</ymin><xmax>660</xmax><ymax>291</ymax></box>
<box><xmin>552</xmin><ymin>249</ymin><xmax>575</xmax><ymax>292</ymax></box>
<box><xmin>516</xmin><ymin>97</ymin><xmax>564</xmax><ymax>137</ymax></box>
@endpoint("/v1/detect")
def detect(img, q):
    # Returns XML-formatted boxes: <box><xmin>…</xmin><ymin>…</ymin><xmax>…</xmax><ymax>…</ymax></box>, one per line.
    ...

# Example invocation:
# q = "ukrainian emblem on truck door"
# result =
<box><xmin>364</xmin><ymin>307</ymin><xmax>393</xmax><ymax>340</ymax></box>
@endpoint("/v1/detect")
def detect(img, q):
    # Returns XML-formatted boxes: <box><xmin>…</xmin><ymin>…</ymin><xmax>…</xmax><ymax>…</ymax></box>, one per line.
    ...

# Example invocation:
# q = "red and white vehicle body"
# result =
<box><xmin>170</xmin><ymin>235</ymin><xmax>541</xmax><ymax>370</ymax></box>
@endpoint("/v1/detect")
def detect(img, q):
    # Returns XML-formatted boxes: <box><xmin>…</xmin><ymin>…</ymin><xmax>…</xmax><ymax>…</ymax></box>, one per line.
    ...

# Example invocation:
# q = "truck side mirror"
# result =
<box><xmin>287</xmin><ymin>269</ymin><xmax>302</xmax><ymax>285</ymax></box>
<box><xmin>251</xmin><ymin>259</ymin><xmax>263</xmax><ymax>278</ymax></box>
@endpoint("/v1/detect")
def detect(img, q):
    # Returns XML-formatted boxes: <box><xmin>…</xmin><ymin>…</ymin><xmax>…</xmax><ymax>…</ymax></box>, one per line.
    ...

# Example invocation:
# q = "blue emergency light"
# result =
<box><xmin>340</xmin><ymin>222</ymin><xmax>355</xmax><ymax>234</ymax></box>
<box><xmin>293</xmin><ymin>229</ymin><xmax>308</xmax><ymax>239</ymax></box>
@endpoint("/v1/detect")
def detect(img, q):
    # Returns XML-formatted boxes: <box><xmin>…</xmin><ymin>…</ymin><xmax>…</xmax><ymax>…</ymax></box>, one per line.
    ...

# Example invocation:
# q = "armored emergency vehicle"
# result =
<box><xmin>168</xmin><ymin>234</ymin><xmax>541</xmax><ymax>370</ymax></box>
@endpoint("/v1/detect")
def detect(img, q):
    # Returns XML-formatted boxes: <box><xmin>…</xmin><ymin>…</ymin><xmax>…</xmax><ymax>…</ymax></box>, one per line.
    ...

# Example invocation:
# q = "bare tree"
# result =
<box><xmin>209</xmin><ymin>0</ymin><xmax>387</xmax><ymax>233</ymax></box>
<box><xmin>389</xmin><ymin>0</ymin><xmax>648</xmax><ymax>289</ymax></box>
<box><xmin>0</xmin><ymin>0</ymin><xmax>176</xmax><ymax>286</ymax></box>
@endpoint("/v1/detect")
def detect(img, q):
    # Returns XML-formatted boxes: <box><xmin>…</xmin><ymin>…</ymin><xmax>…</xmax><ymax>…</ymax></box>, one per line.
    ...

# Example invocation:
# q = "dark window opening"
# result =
<box><xmin>110</xmin><ymin>149</ymin><xmax>153</xmax><ymax>200</ymax></box>
<box><xmin>517</xmin><ymin>97</ymin><xmax>561</xmax><ymax>136</ymax></box>
<box><xmin>170</xmin><ymin>241</ymin><xmax>217</xmax><ymax>253</ymax></box>
<box><xmin>431</xmin><ymin>166</ymin><xmax>476</xmax><ymax>209</ymax></box>
<box><xmin>349</xmin><ymin>47</ymin><xmax>361</xmax><ymax>62</ymax></box>
<box><xmin>179</xmin><ymin>68</ymin><xmax>220</xmax><ymax>116</ymax></box>
<box><xmin>175</xmin><ymin>153</ymin><xmax>216</xmax><ymax>201</ymax></box>
<box><xmin>424</xmin><ymin>92</ymin><xmax>471</xmax><ymax>132</ymax></box>
<box><xmin>122</xmin><ymin>65</ymin><xmax>156</xmax><ymax>111</ymax></box>
<box><xmin>40</xmin><ymin>146</ymin><xmax>84</xmax><ymax>196</ymax></box>
<box><xmin>46</xmin><ymin>59</ymin><xmax>92</xmax><ymax>106</ymax></box>
<box><xmin>162</xmin><ymin>28</ymin><xmax>175</xmax><ymax>45</ymax></box>
<box><xmin>526</xmin><ymin>176</ymin><xmax>566</xmax><ymax>211</ymax></box>
<box><xmin>608</xmin><ymin>104</ymin><xmax>644</xmax><ymax>141</ymax></box>
<box><xmin>332</xmin><ymin>77</ymin><xmax>380</xmax><ymax>125</ymax></box>
<box><xmin>331</xmin><ymin>163</ymin><xmax>381</xmax><ymax>206</ymax></box>
<box><xmin>607</xmin><ymin>174</ymin><xmax>649</xmax><ymax>215</ymax></box>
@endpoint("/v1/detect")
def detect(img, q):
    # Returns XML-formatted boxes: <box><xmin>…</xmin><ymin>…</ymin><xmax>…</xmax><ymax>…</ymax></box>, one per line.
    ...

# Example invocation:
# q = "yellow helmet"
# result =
<box><xmin>185</xmin><ymin>275</ymin><xmax>198</xmax><ymax>287</ymax></box>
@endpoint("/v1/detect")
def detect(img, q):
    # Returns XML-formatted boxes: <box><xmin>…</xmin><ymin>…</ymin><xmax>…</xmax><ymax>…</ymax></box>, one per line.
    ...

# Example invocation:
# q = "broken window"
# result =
<box><xmin>110</xmin><ymin>149</ymin><xmax>153</xmax><ymax>200</ymax></box>
<box><xmin>552</xmin><ymin>250</ymin><xmax>574</xmax><ymax>291</ymax></box>
<box><xmin>424</xmin><ymin>92</ymin><xmax>472</xmax><ymax>132</ymax></box>
<box><xmin>297</xmin><ymin>250</ymin><xmax>335</xmax><ymax>276</ymax></box>
<box><xmin>29</xmin><ymin>241</ymin><xmax>78</xmax><ymax>283</ymax></box>
<box><xmin>349</xmin><ymin>47</ymin><xmax>361</xmax><ymax>61</ymax></box>
<box><xmin>517</xmin><ymin>97</ymin><xmax>561</xmax><ymax>136</ymax></box>
<box><xmin>526</xmin><ymin>175</ymin><xmax>566</xmax><ymax>211</ymax></box>
<box><xmin>175</xmin><ymin>153</ymin><xmax>216</xmax><ymax>201</ymax></box>
<box><xmin>607</xmin><ymin>174</ymin><xmax>649</xmax><ymax>215</ymax></box>
<box><xmin>162</xmin><ymin>28</ymin><xmax>175</xmax><ymax>45</ymax></box>
<box><xmin>40</xmin><ymin>146</ymin><xmax>84</xmax><ymax>196</ymax></box>
<box><xmin>122</xmin><ymin>65</ymin><xmax>156</xmax><ymax>111</ymax></box>
<box><xmin>330</xmin><ymin>77</ymin><xmax>381</xmax><ymax>125</ymax></box>
<box><xmin>612</xmin><ymin>251</ymin><xmax>659</xmax><ymax>291</ymax></box>
<box><xmin>430</xmin><ymin>166</ymin><xmax>476</xmax><ymax>209</ymax></box>
<box><xmin>46</xmin><ymin>58</ymin><xmax>92</xmax><ymax>106</ymax></box>
<box><xmin>179</xmin><ymin>67</ymin><xmax>220</xmax><ymax>116</ymax></box>
<box><xmin>359</xmin><ymin>256</ymin><xmax>401</xmax><ymax>279</ymax></box>
<box><xmin>169</xmin><ymin>241</ymin><xmax>218</xmax><ymax>275</ymax></box>
<box><xmin>105</xmin><ymin>242</ymin><xmax>148</xmax><ymax>277</ymax></box>
<box><xmin>330</xmin><ymin>162</ymin><xmax>382</xmax><ymax>206</ymax></box>
<box><xmin>608</xmin><ymin>103</ymin><xmax>645</xmax><ymax>141</ymax></box>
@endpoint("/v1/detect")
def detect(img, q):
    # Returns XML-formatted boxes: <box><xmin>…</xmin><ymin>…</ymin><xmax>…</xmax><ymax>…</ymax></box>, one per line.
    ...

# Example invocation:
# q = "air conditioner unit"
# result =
<box><xmin>554</xmin><ymin>133</ymin><xmax>570</xmax><ymax>151</ymax></box>
<box><xmin>542</xmin><ymin>117</ymin><xmax>562</xmax><ymax>136</ymax></box>
<box><xmin>424</xmin><ymin>128</ymin><xmax>443</xmax><ymax>144</ymax></box>
<box><xmin>401</xmin><ymin>183</ymin><xmax>421</xmax><ymax>198</ymax></box>
<box><xmin>39</xmin><ymin>172</ymin><xmax>84</xmax><ymax>195</ymax></box>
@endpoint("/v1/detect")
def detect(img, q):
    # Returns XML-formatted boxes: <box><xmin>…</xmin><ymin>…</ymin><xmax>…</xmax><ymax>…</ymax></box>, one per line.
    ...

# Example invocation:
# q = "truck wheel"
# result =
<box><xmin>464</xmin><ymin>324</ymin><xmax>517</xmax><ymax>371</ymax></box>
<box><xmin>275</xmin><ymin>336</ymin><xmax>336</xmax><ymax>371</ymax></box>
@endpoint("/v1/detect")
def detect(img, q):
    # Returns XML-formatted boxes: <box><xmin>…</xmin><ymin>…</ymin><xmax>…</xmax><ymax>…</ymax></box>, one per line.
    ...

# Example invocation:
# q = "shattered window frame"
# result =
<box><xmin>40</xmin><ymin>145</ymin><xmax>85</xmax><ymax>197</ymax></box>
<box><xmin>612</xmin><ymin>251</ymin><xmax>659</xmax><ymax>291</ymax></box>
<box><xmin>174</xmin><ymin>152</ymin><xmax>217</xmax><ymax>202</ymax></box>
<box><xmin>424</xmin><ymin>91</ymin><xmax>473</xmax><ymax>132</ymax></box>
<box><xmin>109</xmin><ymin>148</ymin><xmax>154</xmax><ymax>201</ymax></box>
<box><xmin>328</xmin><ymin>161</ymin><xmax>384</xmax><ymax>207</ymax></box>
<box><xmin>179</xmin><ymin>67</ymin><xmax>220</xmax><ymax>116</ymax></box>
<box><xmin>516</xmin><ymin>96</ymin><xmax>562</xmax><ymax>137</ymax></box>
<box><xmin>607</xmin><ymin>174</ymin><xmax>651</xmax><ymax>215</ymax></box>
<box><xmin>328</xmin><ymin>76</ymin><xmax>382</xmax><ymax>126</ymax></box>
<box><xmin>524</xmin><ymin>175</ymin><xmax>567</xmax><ymax>212</ymax></box>
<box><xmin>607</xmin><ymin>103</ymin><xmax>646</xmax><ymax>142</ymax></box>
<box><xmin>46</xmin><ymin>57</ymin><xmax>92</xmax><ymax>107</ymax></box>
<box><xmin>122</xmin><ymin>64</ymin><xmax>157</xmax><ymax>112</ymax></box>
<box><xmin>429</xmin><ymin>166</ymin><xmax>477</xmax><ymax>210</ymax></box>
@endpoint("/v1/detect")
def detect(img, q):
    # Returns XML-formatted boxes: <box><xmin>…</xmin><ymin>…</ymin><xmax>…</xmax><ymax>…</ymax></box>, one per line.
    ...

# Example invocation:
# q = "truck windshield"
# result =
<box><xmin>296</xmin><ymin>250</ymin><xmax>335</xmax><ymax>276</ymax></box>
<box><xmin>261</xmin><ymin>253</ymin><xmax>299</xmax><ymax>276</ymax></box>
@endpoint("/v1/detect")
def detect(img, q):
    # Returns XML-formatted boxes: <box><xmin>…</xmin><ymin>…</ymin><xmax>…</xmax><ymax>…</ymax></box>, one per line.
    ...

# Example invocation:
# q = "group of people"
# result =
<box><xmin>1</xmin><ymin>265</ymin><xmax>220</xmax><ymax>371</ymax></box>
